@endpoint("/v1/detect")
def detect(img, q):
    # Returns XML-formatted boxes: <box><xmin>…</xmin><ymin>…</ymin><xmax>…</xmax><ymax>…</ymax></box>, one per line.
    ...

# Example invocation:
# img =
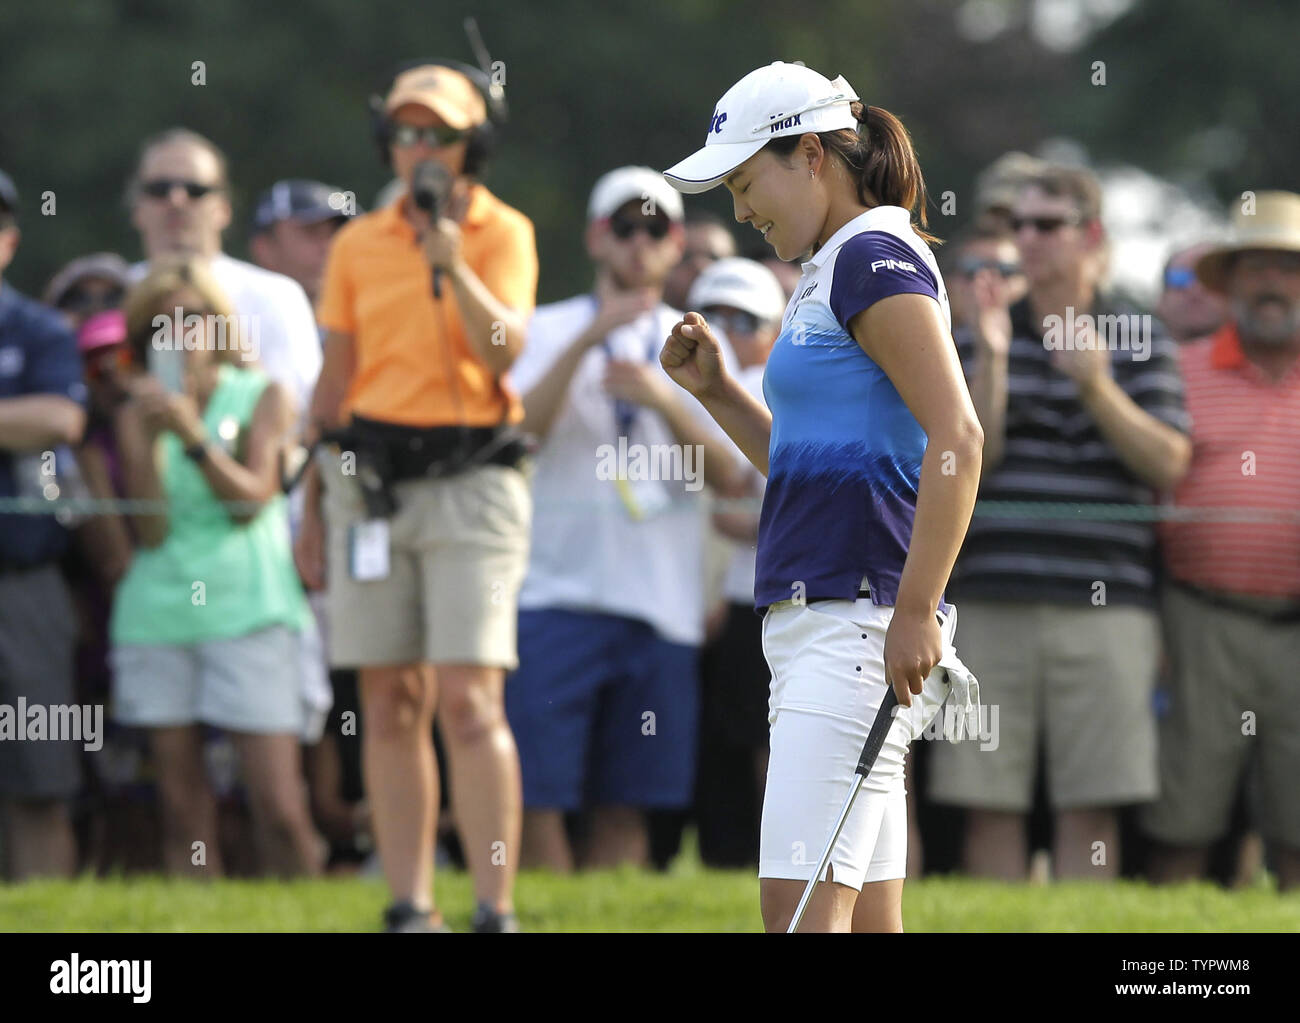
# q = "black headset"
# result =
<box><xmin>370</xmin><ymin>58</ymin><xmax>507</xmax><ymax>177</ymax></box>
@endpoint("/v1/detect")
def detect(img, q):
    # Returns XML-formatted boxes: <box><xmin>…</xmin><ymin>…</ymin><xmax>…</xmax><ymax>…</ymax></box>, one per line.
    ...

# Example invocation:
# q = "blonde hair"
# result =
<box><xmin>124</xmin><ymin>256</ymin><xmax>245</xmax><ymax>367</ymax></box>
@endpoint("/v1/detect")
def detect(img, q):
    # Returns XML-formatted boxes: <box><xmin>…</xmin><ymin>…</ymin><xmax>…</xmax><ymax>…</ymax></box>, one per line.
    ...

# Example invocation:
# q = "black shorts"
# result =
<box><xmin>699</xmin><ymin>602</ymin><xmax>771</xmax><ymax>749</ymax></box>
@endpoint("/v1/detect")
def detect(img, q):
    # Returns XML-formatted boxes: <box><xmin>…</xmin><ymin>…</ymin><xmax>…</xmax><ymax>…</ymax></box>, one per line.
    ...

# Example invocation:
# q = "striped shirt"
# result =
<box><xmin>1158</xmin><ymin>323</ymin><xmax>1300</xmax><ymax>599</ymax></box>
<box><xmin>949</xmin><ymin>296</ymin><xmax>1190</xmax><ymax>607</ymax></box>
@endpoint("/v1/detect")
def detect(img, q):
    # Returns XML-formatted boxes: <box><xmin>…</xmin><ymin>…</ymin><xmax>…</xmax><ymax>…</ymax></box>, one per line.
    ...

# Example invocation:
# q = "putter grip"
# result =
<box><xmin>855</xmin><ymin>688</ymin><xmax>899</xmax><ymax>776</ymax></box>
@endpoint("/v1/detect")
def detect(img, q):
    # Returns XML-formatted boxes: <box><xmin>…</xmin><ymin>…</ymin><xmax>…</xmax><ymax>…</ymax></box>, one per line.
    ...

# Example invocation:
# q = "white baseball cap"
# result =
<box><xmin>588</xmin><ymin>166</ymin><xmax>685</xmax><ymax>222</ymax></box>
<box><xmin>663</xmin><ymin>62</ymin><xmax>861</xmax><ymax>195</ymax></box>
<box><xmin>687</xmin><ymin>258</ymin><xmax>787</xmax><ymax>323</ymax></box>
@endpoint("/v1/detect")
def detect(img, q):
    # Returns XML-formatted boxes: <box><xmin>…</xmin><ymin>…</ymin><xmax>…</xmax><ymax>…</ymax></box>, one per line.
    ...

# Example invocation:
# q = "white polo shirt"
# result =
<box><xmin>508</xmin><ymin>294</ymin><xmax>735</xmax><ymax>647</ymax></box>
<box><xmin>130</xmin><ymin>253</ymin><xmax>322</xmax><ymax>417</ymax></box>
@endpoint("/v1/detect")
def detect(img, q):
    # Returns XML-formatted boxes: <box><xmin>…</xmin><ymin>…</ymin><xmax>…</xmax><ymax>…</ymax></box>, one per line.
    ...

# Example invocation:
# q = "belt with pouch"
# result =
<box><xmin>329</xmin><ymin>416</ymin><xmax>531</xmax><ymax>519</ymax></box>
<box><xmin>346</xmin><ymin>416</ymin><xmax>530</xmax><ymax>480</ymax></box>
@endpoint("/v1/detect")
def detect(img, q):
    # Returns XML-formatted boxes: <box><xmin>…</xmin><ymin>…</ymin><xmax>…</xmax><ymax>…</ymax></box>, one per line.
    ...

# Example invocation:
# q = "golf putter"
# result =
<box><xmin>787</xmin><ymin>687</ymin><xmax>900</xmax><ymax>933</ymax></box>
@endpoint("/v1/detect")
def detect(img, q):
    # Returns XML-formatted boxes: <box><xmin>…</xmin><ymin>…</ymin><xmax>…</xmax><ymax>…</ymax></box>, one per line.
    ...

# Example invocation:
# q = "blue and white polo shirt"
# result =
<box><xmin>755</xmin><ymin>204</ymin><xmax>951</xmax><ymax>611</ymax></box>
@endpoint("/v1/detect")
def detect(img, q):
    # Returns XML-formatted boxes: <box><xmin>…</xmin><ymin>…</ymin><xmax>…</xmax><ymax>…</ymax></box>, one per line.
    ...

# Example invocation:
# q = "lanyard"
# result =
<box><xmin>597</xmin><ymin>297</ymin><xmax>659</xmax><ymax>440</ymax></box>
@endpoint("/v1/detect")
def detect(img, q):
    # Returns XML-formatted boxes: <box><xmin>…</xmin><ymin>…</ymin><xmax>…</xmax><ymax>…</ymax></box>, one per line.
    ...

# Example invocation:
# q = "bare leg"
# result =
<box><xmin>1054</xmin><ymin>808</ymin><xmax>1119</xmax><ymax>879</ymax></box>
<box><xmin>905</xmin><ymin>752</ymin><xmax>923</xmax><ymax>878</ymax></box>
<box><xmin>760</xmin><ymin>869</ymin><xmax>859</xmax><ymax>933</ymax></box>
<box><xmin>230</xmin><ymin>731</ymin><xmax>323</xmax><ymax>877</ymax></box>
<box><xmin>303</xmin><ymin>736</ymin><xmax>357</xmax><ymax>847</ymax></box>
<box><xmin>1233</xmin><ymin>832</ymin><xmax>1264</xmax><ymax>888</ymax></box>
<box><xmin>3</xmin><ymin>799</ymin><xmax>77</xmax><ymax>880</ymax></box>
<box><xmin>851</xmin><ymin>877</ymin><xmax>905</xmax><ymax>932</ymax></box>
<box><xmin>521</xmin><ymin>809</ymin><xmax>574</xmax><ymax>872</ymax></box>
<box><xmin>360</xmin><ymin>663</ymin><xmax>439</xmax><ymax>916</ymax></box>
<box><xmin>1273</xmin><ymin>844</ymin><xmax>1300</xmax><ymax>892</ymax></box>
<box><xmin>436</xmin><ymin>664</ymin><xmax>521</xmax><ymax>914</ymax></box>
<box><xmin>585</xmin><ymin>805</ymin><xmax>649</xmax><ymax>868</ymax></box>
<box><xmin>963</xmin><ymin>809</ymin><xmax>1028</xmax><ymax>880</ymax></box>
<box><xmin>150</xmin><ymin>725</ymin><xmax>222</xmax><ymax>877</ymax></box>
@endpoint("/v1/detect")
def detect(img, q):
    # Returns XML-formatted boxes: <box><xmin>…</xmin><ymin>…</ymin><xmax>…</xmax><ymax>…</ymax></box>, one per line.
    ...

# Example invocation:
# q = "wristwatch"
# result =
<box><xmin>183</xmin><ymin>437</ymin><xmax>213</xmax><ymax>463</ymax></box>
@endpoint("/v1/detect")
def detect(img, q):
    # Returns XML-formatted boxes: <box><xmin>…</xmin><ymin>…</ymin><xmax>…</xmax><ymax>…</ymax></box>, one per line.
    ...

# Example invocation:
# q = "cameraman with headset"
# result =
<box><xmin>296</xmin><ymin>58</ymin><xmax>537</xmax><ymax>932</ymax></box>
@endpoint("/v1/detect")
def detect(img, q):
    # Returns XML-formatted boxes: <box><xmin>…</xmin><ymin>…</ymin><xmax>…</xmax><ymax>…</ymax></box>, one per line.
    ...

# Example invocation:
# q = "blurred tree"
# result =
<box><xmin>0</xmin><ymin>0</ymin><xmax>1282</xmax><ymax>302</ymax></box>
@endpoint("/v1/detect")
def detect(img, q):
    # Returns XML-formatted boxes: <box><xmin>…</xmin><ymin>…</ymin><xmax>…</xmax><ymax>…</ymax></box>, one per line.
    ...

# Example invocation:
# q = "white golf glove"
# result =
<box><xmin>937</xmin><ymin>606</ymin><xmax>982</xmax><ymax>742</ymax></box>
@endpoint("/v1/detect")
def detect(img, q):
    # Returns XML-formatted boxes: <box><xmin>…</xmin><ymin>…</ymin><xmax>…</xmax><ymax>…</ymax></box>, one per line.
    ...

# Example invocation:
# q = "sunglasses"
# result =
<box><xmin>1163</xmin><ymin>266</ymin><xmax>1198</xmax><ymax>291</ymax></box>
<box><xmin>957</xmin><ymin>257</ymin><xmax>1022</xmax><ymax>279</ymax></box>
<box><xmin>1010</xmin><ymin>213</ymin><xmax>1080</xmax><ymax>234</ymax></box>
<box><xmin>705</xmin><ymin>308</ymin><xmax>761</xmax><ymax>336</ymax></box>
<box><xmin>84</xmin><ymin>345</ymin><xmax>130</xmax><ymax>379</ymax></box>
<box><xmin>58</xmin><ymin>286</ymin><xmax>126</xmax><ymax>313</ymax></box>
<box><xmin>140</xmin><ymin>178</ymin><xmax>220</xmax><ymax>200</ymax></box>
<box><xmin>390</xmin><ymin>123</ymin><xmax>467</xmax><ymax>148</ymax></box>
<box><xmin>609</xmin><ymin>216</ymin><xmax>671</xmax><ymax>241</ymax></box>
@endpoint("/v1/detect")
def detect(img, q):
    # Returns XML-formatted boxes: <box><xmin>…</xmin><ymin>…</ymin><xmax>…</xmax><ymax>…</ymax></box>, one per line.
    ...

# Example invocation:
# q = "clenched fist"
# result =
<box><xmin>660</xmin><ymin>312</ymin><xmax>728</xmax><ymax>399</ymax></box>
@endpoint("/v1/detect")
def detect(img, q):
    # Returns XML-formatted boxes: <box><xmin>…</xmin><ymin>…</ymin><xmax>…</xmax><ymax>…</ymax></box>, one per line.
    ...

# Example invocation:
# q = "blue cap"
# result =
<box><xmin>250</xmin><ymin>179</ymin><xmax>359</xmax><ymax>233</ymax></box>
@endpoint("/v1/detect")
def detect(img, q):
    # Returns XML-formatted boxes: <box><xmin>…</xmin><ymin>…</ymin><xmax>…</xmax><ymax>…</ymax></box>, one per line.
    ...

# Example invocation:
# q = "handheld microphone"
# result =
<box><xmin>412</xmin><ymin>159</ymin><xmax>454</xmax><ymax>298</ymax></box>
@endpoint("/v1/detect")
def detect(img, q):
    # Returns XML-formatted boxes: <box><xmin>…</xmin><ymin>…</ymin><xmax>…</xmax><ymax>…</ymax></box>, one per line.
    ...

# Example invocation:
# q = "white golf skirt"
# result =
<box><xmin>758</xmin><ymin>594</ymin><xmax>961</xmax><ymax>890</ymax></box>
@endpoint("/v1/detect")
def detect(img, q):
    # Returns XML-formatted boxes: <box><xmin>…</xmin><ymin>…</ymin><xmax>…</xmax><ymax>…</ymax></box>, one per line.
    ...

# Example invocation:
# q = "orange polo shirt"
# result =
<box><xmin>1159</xmin><ymin>323</ymin><xmax>1300</xmax><ymax>598</ymax></box>
<box><xmin>317</xmin><ymin>183</ymin><xmax>537</xmax><ymax>427</ymax></box>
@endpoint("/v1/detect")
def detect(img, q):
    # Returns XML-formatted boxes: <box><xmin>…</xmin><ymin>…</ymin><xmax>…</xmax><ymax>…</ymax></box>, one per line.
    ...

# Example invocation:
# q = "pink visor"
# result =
<box><xmin>78</xmin><ymin>310</ymin><xmax>127</xmax><ymax>353</ymax></box>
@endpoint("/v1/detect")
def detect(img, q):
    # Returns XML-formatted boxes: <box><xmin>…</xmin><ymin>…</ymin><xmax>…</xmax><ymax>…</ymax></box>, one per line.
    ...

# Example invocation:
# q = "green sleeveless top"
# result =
<box><xmin>111</xmin><ymin>364</ymin><xmax>311</xmax><ymax>645</ymax></box>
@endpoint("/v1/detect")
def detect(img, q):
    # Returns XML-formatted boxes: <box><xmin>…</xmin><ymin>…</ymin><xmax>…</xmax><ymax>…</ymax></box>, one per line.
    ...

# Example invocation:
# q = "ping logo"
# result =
<box><xmin>769</xmin><ymin>113</ymin><xmax>802</xmax><ymax>133</ymax></box>
<box><xmin>708</xmin><ymin>110</ymin><xmax>728</xmax><ymax>134</ymax></box>
<box><xmin>871</xmin><ymin>258</ymin><xmax>918</xmax><ymax>273</ymax></box>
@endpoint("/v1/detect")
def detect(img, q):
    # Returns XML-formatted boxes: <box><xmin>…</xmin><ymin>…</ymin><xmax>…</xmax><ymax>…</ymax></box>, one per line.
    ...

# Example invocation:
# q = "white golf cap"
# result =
<box><xmin>588</xmin><ymin>165</ymin><xmax>685</xmax><ymax>222</ymax></box>
<box><xmin>687</xmin><ymin>258</ymin><xmax>787</xmax><ymax>323</ymax></box>
<box><xmin>663</xmin><ymin>62</ymin><xmax>861</xmax><ymax>195</ymax></box>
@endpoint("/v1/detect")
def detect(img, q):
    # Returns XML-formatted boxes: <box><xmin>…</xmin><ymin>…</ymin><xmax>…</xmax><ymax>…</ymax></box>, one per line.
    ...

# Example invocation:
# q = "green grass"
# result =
<box><xmin>3</xmin><ymin>842</ymin><xmax>1299</xmax><ymax>932</ymax></box>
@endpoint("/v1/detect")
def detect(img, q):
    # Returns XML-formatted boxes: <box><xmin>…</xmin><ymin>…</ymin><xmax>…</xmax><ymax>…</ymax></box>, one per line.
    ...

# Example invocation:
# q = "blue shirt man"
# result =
<box><xmin>0</xmin><ymin>168</ymin><xmax>88</xmax><ymax>880</ymax></box>
<box><xmin>0</xmin><ymin>268</ymin><xmax>87</xmax><ymax>564</ymax></box>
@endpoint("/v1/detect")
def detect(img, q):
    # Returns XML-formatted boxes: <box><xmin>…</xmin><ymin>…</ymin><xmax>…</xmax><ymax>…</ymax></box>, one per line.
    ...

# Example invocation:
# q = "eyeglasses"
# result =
<box><xmin>1009</xmin><ymin>213</ymin><xmax>1081</xmax><ymax>234</ymax></box>
<box><xmin>1163</xmin><ymin>266</ymin><xmax>1198</xmax><ymax>291</ymax></box>
<box><xmin>705</xmin><ymin>308</ymin><xmax>761</xmax><ymax>336</ymax></box>
<box><xmin>140</xmin><ymin>178</ymin><xmax>220</xmax><ymax>201</ymax></box>
<box><xmin>609</xmin><ymin>216</ymin><xmax>671</xmax><ymax>241</ymax></box>
<box><xmin>58</xmin><ymin>285</ymin><xmax>126</xmax><ymax>313</ymax></box>
<box><xmin>390</xmin><ymin>123</ymin><xmax>467</xmax><ymax>148</ymax></box>
<box><xmin>957</xmin><ymin>257</ymin><xmax>1022</xmax><ymax>279</ymax></box>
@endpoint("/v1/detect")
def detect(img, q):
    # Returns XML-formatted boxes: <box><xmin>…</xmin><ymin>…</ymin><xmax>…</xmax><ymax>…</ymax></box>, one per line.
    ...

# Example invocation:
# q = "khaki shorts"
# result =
<box><xmin>323</xmin><ymin>463</ymin><xmax>531</xmax><ymax>670</ymax></box>
<box><xmin>927</xmin><ymin>600</ymin><xmax>1160</xmax><ymax>811</ymax></box>
<box><xmin>1141</xmin><ymin>584</ymin><xmax>1300</xmax><ymax>848</ymax></box>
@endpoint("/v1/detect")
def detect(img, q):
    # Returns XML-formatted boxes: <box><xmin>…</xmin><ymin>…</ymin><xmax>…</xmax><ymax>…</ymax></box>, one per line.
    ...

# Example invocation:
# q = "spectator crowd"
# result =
<box><xmin>1</xmin><ymin>62</ymin><xmax>1298</xmax><ymax>930</ymax></box>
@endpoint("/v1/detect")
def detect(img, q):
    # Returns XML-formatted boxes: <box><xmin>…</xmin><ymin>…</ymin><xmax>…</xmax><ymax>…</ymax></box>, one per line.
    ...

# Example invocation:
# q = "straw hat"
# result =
<box><xmin>1195</xmin><ymin>190</ymin><xmax>1300</xmax><ymax>292</ymax></box>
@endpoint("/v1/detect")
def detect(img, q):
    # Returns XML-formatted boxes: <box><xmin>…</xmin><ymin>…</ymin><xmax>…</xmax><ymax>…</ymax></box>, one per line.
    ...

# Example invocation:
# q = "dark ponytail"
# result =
<box><xmin>766</xmin><ymin>99</ymin><xmax>939</xmax><ymax>245</ymax></box>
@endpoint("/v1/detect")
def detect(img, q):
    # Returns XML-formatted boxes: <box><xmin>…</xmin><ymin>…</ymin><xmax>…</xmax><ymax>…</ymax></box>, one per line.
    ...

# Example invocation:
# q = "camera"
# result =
<box><xmin>412</xmin><ymin>159</ymin><xmax>453</xmax><ymax>220</ymax></box>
